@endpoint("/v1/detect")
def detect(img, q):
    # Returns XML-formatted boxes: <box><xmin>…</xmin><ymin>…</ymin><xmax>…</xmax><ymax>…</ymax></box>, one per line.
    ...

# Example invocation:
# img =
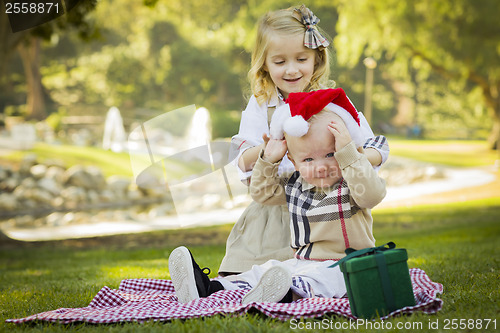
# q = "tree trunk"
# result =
<box><xmin>481</xmin><ymin>82</ymin><xmax>500</xmax><ymax>150</ymax></box>
<box><xmin>17</xmin><ymin>37</ymin><xmax>47</xmax><ymax>121</ymax></box>
<box><xmin>488</xmin><ymin>117</ymin><xmax>500</xmax><ymax>150</ymax></box>
<box><xmin>385</xmin><ymin>77</ymin><xmax>414</xmax><ymax>128</ymax></box>
<box><xmin>0</xmin><ymin>6</ymin><xmax>27</xmax><ymax>113</ymax></box>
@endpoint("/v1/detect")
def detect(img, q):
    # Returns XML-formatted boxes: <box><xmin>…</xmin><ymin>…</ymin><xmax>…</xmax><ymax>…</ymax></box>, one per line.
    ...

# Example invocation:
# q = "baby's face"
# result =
<box><xmin>287</xmin><ymin>113</ymin><xmax>343</xmax><ymax>188</ymax></box>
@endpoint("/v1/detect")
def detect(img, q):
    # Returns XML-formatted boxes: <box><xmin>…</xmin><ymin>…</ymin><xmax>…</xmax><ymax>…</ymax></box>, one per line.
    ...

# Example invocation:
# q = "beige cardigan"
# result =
<box><xmin>249</xmin><ymin>142</ymin><xmax>387</xmax><ymax>260</ymax></box>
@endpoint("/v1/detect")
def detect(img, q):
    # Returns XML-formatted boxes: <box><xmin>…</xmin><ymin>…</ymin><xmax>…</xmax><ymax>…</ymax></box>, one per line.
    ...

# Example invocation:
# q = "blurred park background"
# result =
<box><xmin>0</xmin><ymin>0</ymin><xmax>499</xmax><ymax>241</ymax></box>
<box><xmin>1</xmin><ymin>1</ymin><xmax>500</xmax><ymax>330</ymax></box>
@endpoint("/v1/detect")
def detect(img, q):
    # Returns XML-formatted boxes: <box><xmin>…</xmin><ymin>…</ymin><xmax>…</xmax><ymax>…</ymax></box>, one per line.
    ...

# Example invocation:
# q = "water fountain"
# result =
<box><xmin>102</xmin><ymin>107</ymin><xmax>126</xmax><ymax>152</ymax></box>
<box><xmin>129</xmin><ymin>106</ymin><xmax>248</xmax><ymax>227</ymax></box>
<box><xmin>186</xmin><ymin>107</ymin><xmax>211</xmax><ymax>149</ymax></box>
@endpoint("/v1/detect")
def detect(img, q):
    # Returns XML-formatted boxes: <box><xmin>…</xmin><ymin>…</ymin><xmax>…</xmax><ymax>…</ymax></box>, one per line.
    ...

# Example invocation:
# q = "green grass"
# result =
<box><xmin>4</xmin><ymin>142</ymin><xmax>134</xmax><ymax>177</ymax></box>
<box><xmin>2</xmin><ymin>142</ymin><xmax>207</xmax><ymax>179</ymax></box>
<box><xmin>1</xmin><ymin>198</ymin><xmax>499</xmax><ymax>332</ymax></box>
<box><xmin>387</xmin><ymin>139</ymin><xmax>498</xmax><ymax>167</ymax></box>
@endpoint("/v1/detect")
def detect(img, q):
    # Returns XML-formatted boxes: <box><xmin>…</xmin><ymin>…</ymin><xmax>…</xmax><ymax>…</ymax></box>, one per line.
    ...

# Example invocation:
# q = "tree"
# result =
<box><xmin>0</xmin><ymin>0</ymin><xmax>98</xmax><ymax>120</ymax></box>
<box><xmin>335</xmin><ymin>0</ymin><xmax>500</xmax><ymax>147</ymax></box>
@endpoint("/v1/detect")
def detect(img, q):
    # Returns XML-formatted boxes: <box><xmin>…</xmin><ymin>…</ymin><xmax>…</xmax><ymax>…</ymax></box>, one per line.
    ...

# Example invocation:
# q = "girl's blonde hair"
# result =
<box><xmin>248</xmin><ymin>6</ymin><xmax>334</xmax><ymax>105</ymax></box>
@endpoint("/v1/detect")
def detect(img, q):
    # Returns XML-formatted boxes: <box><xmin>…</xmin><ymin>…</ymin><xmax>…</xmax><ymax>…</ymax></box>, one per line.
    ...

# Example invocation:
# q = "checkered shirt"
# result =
<box><xmin>285</xmin><ymin>172</ymin><xmax>360</xmax><ymax>259</ymax></box>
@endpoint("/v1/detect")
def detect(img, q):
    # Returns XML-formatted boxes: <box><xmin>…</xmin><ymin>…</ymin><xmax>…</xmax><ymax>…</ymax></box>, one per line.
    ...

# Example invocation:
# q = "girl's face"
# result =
<box><xmin>265</xmin><ymin>33</ymin><xmax>316</xmax><ymax>99</ymax></box>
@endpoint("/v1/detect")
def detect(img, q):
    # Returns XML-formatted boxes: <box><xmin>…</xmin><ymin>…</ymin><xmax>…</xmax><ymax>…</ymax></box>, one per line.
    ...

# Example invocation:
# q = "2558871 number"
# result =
<box><xmin>443</xmin><ymin>319</ymin><xmax>496</xmax><ymax>330</ymax></box>
<box><xmin>5</xmin><ymin>2</ymin><xmax>60</xmax><ymax>14</ymax></box>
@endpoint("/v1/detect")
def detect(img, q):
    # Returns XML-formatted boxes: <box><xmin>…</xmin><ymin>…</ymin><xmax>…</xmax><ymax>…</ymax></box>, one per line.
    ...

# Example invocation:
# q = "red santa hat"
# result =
<box><xmin>269</xmin><ymin>88</ymin><xmax>364</xmax><ymax>147</ymax></box>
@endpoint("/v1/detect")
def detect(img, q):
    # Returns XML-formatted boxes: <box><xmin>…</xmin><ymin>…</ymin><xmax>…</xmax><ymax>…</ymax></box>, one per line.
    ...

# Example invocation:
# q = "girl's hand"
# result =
<box><xmin>328</xmin><ymin>120</ymin><xmax>352</xmax><ymax>151</ymax></box>
<box><xmin>262</xmin><ymin>136</ymin><xmax>287</xmax><ymax>163</ymax></box>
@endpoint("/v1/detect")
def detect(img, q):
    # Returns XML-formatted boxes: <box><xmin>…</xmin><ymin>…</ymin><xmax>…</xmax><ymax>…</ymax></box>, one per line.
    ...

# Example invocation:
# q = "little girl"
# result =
<box><xmin>218</xmin><ymin>5</ymin><xmax>389</xmax><ymax>276</ymax></box>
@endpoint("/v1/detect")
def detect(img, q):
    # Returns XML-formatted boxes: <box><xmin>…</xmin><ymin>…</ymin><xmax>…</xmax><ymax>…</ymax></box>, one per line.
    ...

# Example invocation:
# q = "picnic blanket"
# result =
<box><xmin>6</xmin><ymin>268</ymin><xmax>443</xmax><ymax>324</ymax></box>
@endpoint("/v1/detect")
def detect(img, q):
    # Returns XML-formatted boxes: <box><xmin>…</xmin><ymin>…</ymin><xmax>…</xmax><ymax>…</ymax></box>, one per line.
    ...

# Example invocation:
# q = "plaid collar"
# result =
<box><xmin>296</xmin><ymin>173</ymin><xmax>338</xmax><ymax>195</ymax></box>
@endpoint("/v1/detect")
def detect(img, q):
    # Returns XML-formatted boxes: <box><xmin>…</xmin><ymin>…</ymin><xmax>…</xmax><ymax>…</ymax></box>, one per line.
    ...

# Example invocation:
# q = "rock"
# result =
<box><xmin>30</xmin><ymin>164</ymin><xmax>47</xmax><ymax>179</ymax></box>
<box><xmin>19</xmin><ymin>154</ymin><xmax>38</xmax><ymax>175</ymax></box>
<box><xmin>60</xmin><ymin>186</ymin><xmax>87</xmax><ymax>208</ymax></box>
<box><xmin>20</xmin><ymin>177</ymin><xmax>36</xmax><ymax>189</ymax></box>
<box><xmin>87</xmin><ymin>189</ymin><xmax>100</xmax><ymax>204</ymax></box>
<box><xmin>0</xmin><ymin>165</ymin><xmax>11</xmax><ymax>181</ymax></box>
<box><xmin>98</xmin><ymin>189</ymin><xmax>116</xmax><ymax>202</ymax></box>
<box><xmin>0</xmin><ymin>193</ymin><xmax>18</xmax><ymax>210</ymax></box>
<box><xmin>51</xmin><ymin>196</ymin><xmax>65</xmax><ymax>208</ymax></box>
<box><xmin>63</xmin><ymin>165</ymin><xmax>105</xmax><ymax>190</ymax></box>
<box><xmin>1</xmin><ymin>174</ymin><xmax>20</xmax><ymax>192</ymax></box>
<box><xmin>14</xmin><ymin>215</ymin><xmax>36</xmax><ymax>227</ymax></box>
<box><xmin>45</xmin><ymin>165</ymin><xmax>66</xmax><ymax>184</ymax></box>
<box><xmin>127</xmin><ymin>187</ymin><xmax>143</xmax><ymax>201</ymax></box>
<box><xmin>24</xmin><ymin>187</ymin><xmax>54</xmax><ymax>205</ymax></box>
<box><xmin>148</xmin><ymin>202</ymin><xmax>175</xmax><ymax>218</ymax></box>
<box><xmin>37</xmin><ymin>177</ymin><xmax>62</xmax><ymax>196</ymax></box>
<box><xmin>46</xmin><ymin>212</ymin><xmax>65</xmax><ymax>226</ymax></box>
<box><xmin>71</xmin><ymin>211</ymin><xmax>91</xmax><ymax>224</ymax></box>
<box><xmin>107</xmin><ymin>176</ymin><xmax>131</xmax><ymax>199</ymax></box>
<box><xmin>86</xmin><ymin>166</ymin><xmax>107</xmax><ymax>191</ymax></box>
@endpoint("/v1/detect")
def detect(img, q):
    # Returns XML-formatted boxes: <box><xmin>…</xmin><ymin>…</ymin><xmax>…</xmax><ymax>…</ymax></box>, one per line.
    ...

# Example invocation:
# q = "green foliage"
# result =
<box><xmin>3</xmin><ymin>0</ymin><xmax>499</xmax><ymax>142</ymax></box>
<box><xmin>45</xmin><ymin>107</ymin><xmax>67</xmax><ymax>132</ymax></box>
<box><xmin>334</xmin><ymin>0</ymin><xmax>500</xmax><ymax>139</ymax></box>
<box><xmin>210</xmin><ymin>109</ymin><xmax>242</xmax><ymax>139</ymax></box>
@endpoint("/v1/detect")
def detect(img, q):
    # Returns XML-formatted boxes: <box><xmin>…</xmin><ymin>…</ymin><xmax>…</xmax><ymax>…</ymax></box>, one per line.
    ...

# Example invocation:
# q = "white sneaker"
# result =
<box><xmin>242</xmin><ymin>265</ymin><xmax>292</xmax><ymax>304</ymax></box>
<box><xmin>168</xmin><ymin>246</ymin><xmax>199</xmax><ymax>303</ymax></box>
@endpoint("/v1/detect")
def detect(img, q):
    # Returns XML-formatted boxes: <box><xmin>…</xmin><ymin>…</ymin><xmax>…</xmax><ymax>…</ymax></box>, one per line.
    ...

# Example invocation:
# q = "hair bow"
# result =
<box><xmin>294</xmin><ymin>5</ymin><xmax>330</xmax><ymax>49</ymax></box>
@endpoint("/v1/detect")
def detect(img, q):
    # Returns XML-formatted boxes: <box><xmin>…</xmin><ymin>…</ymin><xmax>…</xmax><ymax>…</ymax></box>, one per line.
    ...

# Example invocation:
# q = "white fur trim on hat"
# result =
<box><xmin>325</xmin><ymin>103</ymin><xmax>364</xmax><ymax>147</ymax></box>
<box><xmin>283</xmin><ymin>116</ymin><xmax>309</xmax><ymax>137</ymax></box>
<box><xmin>270</xmin><ymin>104</ymin><xmax>311</xmax><ymax>139</ymax></box>
<box><xmin>270</xmin><ymin>104</ymin><xmax>290</xmax><ymax>139</ymax></box>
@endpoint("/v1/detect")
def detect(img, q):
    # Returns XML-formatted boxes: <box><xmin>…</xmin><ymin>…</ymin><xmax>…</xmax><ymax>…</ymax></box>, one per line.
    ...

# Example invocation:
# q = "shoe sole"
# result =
<box><xmin>242</xmin><ymin>265</ymin><xmax>292</xmax><ymax>304</ymax></box>
<box><xmin>169</xmin><ymin>246</ymin><xmax>199</xmax><ymax>303</ymax></box>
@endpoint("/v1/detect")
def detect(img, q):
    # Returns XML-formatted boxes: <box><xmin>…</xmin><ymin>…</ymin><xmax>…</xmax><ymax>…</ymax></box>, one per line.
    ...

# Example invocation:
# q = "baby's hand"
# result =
<box><xmin>328</xmin><ymin>120</ymin><xmax>352</xmax><ymax>151</ymax></box>
<box><xmin>262</xmin><ymin>138</ymin><xmax>287</xmax><ymax>163</ymax></box>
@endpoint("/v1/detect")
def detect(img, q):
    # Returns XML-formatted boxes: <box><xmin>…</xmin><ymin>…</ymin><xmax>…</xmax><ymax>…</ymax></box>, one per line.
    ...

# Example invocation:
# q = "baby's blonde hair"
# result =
<box><xmin>248</xmin><ymin>6</ymin><xmax>334</xmax><ymax>105</ymax></box>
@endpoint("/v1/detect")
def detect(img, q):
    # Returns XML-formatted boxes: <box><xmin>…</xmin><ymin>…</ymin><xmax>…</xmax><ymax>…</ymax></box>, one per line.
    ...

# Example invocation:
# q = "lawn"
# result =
<box><xmin>1</xmin><ymin>198</ymin><xmax>499</xmax><ymax>332</ymax></box>
<box><xmin>387</xmin><ymin>139</ymin><xmax>498</xmax><ymax>167</ymax></box>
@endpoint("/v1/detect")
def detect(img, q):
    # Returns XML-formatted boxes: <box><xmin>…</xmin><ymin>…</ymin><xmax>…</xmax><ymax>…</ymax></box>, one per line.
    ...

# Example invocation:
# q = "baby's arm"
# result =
<box><xmin>249</xmin><ymin>138</ymin><xmax>288</xmax><ymax>205</ymax></box>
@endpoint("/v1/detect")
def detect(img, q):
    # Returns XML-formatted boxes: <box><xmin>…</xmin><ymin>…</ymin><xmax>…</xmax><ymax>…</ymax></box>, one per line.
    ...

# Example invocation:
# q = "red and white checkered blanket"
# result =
<box><xmin>6</xmin><ymin>268</ymin><xmax>443</xmax><ymax>324</ymax></box>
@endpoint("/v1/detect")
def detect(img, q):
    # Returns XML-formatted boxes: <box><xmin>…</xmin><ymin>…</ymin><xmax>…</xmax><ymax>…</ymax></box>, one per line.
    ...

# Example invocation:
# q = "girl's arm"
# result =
<box><xmin>238</xmin><ymin>142</ymin><xmax>265</xmax><ymax>172</ymax></box>
<box><xmin>361</xmin><ymin>147</ymin><xmax>383</xmax><ymax>167</ymax></box>
<box><xmin>357</xmin><ymin>113</ymin><xmax>389</xmax><ymax>168</ymax></box>
<box><xmin>329</xmin><ymin>120</ymin><xmax>386</xmax><ymax>208</ymax></box>
<box><xmin>338</xmin><ymin>142</ymin><xmax>386</xmax><ymax>208</ymax></box>
<box><xmin>238</xmin><ymin>133</ymin><xmax>274</xmax><ymax>172</ymax></box>
<box><xmin>232</xmin><ymin>95</ymin><xmax>271</xmax><ymax>176</ymax></box>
